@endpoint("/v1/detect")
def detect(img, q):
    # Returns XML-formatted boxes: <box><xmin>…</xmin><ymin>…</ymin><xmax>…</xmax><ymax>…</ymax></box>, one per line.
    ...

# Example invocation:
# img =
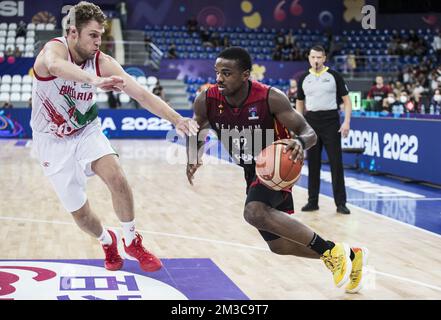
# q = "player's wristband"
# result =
<box><xmin>294</xmin><ymin>136</ymin><xmax>306</xmax><ymax>149</ymax></box>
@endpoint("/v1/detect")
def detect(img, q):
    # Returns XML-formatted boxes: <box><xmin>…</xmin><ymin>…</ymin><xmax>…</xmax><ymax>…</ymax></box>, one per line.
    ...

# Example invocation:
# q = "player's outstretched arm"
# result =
<box><xmin>186</xmin><ymin>90</ymin><xmax>211</xmax><ymax>185</ymax></box>
<box><xmin>269</xmin><ymin>87</ymin><xmax>317</xmax><ymax>162</ymax></box>
<box><xmin>98</xmin><ymin>52</ymin><xmax>198</xmax><ymax>136</ymax></box>
<box><xmin>40</xmin><ymin>41</ymin><xmax>124</xmax><ymax>91</ymax></box>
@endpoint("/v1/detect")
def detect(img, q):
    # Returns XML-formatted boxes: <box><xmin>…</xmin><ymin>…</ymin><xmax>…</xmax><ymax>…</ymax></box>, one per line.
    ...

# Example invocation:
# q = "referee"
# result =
<box><xmin>296</xmin><ymin>45</ymin><xmax>352</xmax><ymax>214</ymax></box>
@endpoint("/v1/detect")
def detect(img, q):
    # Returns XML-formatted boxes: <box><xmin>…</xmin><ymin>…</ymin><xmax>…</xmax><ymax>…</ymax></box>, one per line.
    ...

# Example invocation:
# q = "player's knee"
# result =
<box><xmin>243</xmin><ymin>201</ymin><xmax>269</xmax><ymax>229</ymax></box>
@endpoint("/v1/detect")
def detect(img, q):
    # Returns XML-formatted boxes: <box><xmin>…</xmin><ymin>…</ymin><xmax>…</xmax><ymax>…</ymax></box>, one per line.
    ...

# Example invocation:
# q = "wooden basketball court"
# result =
<box><xmin>1</xmin><ymin>139</ymin><xmax>441</xmax><ymax>299</ymax></box>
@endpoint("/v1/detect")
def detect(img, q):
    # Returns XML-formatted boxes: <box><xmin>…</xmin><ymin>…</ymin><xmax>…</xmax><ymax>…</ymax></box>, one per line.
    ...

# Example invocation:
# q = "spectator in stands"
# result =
<box><xmin>387</xmin><ymin>36</ymin><xmax>399</xmax><ymax>55</ymax></box>
<box><xmin>345</xmin><ymin>53</ymin><xmax>356</xmax><ymax>76</ymax></box>
<box><xmin>282</xmin><ymin>47</ymin><xmax>291</xmax><ymax>61</ymax></box>
<box><xmin>16</xmin><ymin>20</ymin><xmax>26</xmax><ymax>38</ymax></box>
<box><xmin>105</xmin><ymin>34</ymin><xmax>115</xmax><ymax>57</ymax></box>
<box><xmin>432</xmin><ymin>32</ymin><xmax>441</xmax><ymax>57</ymax></box>
<box><xmin>222</xmin><ymin>35</ymin><xmax>231</xmax><ymax>48</ymax></box>
<box><xmin>5</xmin><ymin>47</ymin><xmax>14</xmax><ymax>58</ymax></box>
<box><xmin>430</xmin><ymin>88</ymin><xmax>441</xmax><ymax>114</ymax></box>
<box><xmin>116</xmin><ymin>1</ymin><xmax>128</xmax><ymax>29</ymax></box>
<box><xmin>272</xmin><ymin>44</ymin><xmax>283</xmax><ymax>61</ymax></box>
<box><xmin>152</xmin><ymin>81</ymin><xmax>167</xmax><ymax>103</ymax></box>
<box><xmin>327</xmin><ymin>36</ymin><xmax>342</xmax><ymax>60</ymax></box>
<box><xmin>414</xmin><ymin>39</ymin><xmax>428</xmax><ymax>57</ymax></box>
<box><xmin>274</xmin><ymin>31</ymin><xmax>285</xmax><ymax>47</ymax></box>
<box><xmin>401</xmin><ymin>67</ymin><xmax>411</xmax><ymax>84</ymax></box>
<box><xmin>429</xmin><ymin>70</ymin><xmax>440</xmax><ymax>91</ymax></box>
<box><xmin>412</xmin><ymin>81</ymin><xmax>426</xmax><ymax>103</ymax></box>
<box><xmin>400</xmin><ymin>90</ymin><xmax>417</xmax><ymax>113</ymax></box>
<box><xmin>393</xmin><ymin>81</ymin><xmax>404</xmax><ymax>98</ymax></box>
<box><xmin>388</xmin><ymin>81</ymin><xmax>396</xmax><ymax>95</ymax></box>
<box><xmin>286</xmin><ymin>79</ymin><xmax>298</xmax><ymax>107</ymax></box>
<box><xmin>367</xmin><ymin>76</ymin><xmax>391</xmax><ymax>111</ymax></box>
<box><xmin>107</xmin><ymin>91</ymin><xmax>120</xmax><ymax>109</ymax></box>
<box><xmin>186</xmin><ymin>16</ymin><xmax>198</xmax><ymax>34</ymax></box>
<box><xmin>404</xmin><ymin>82</ymin><xmax>415</xmax><ymax>95</ymax></box>
<box><xmin>398</xmin><ymin>38</ymin><xmax>410</xmax><ymax>55</ymax></box>
<box><xmin>2</xmin><ymin>100</ymin><xmax>13</xmax><ymax>109</ymax></box>
<box><xmin>167</xmin><ymin>43</ymin><xmax>178</xmax><ymax>59</ymax></box>
<box><xmin>284</xmin><ymin>30</ymin><xmax>295</xmax><ymax>49</ymax></box>
<box><xmin>13</xmin><ymin>47</ymin><xmax>22</xmax><ymax>58</ymax></box>
<box><xmin>382</xmin><ymin>92</ymin><xmax>399</xmax><ymax>113</ymax></box>
<box><xmin>28</xmin><ymin>97</ymin><xmax>32</xmax><ymax>108</ymax></box>
<box><xmin>211</xmin><ymin>31</ymin><xmax>221</xmax><ymax>47</ymax></box>
<box><xmin>408</xmin><ymin>29</ymin><xmax>418</xmax><ymax>43</ymax></box>
<box><xmin>200</xmin><ymin>27</ymin><xmax>213</xmax><ymax>47</ymax></box>
<box><xmin>386</xmin><ymin>91</ymin><xmax>406</xmax><ymax>114</ymax></box>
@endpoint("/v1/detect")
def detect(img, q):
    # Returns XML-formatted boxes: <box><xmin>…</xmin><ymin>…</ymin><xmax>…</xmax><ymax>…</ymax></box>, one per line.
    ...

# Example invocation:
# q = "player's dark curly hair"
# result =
<box><xmin>218</xmin><ymin>47</ymin><xmax>252</xmax><ymax>72</ymax></box>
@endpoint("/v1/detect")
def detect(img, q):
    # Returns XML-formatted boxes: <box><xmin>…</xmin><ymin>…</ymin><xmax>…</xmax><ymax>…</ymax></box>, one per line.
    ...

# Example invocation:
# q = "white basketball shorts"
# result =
<box><xmin>32</xmin><ymin>123</ymin><xmax>116</xmax><ymax>212</ymax></box>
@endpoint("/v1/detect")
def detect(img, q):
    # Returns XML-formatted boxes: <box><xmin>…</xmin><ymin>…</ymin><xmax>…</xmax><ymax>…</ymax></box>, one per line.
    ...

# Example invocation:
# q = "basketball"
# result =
<box><xmin>255</xmin><ymin>140</ymin><xmax>303</xmax><ymax>191</ymax></box>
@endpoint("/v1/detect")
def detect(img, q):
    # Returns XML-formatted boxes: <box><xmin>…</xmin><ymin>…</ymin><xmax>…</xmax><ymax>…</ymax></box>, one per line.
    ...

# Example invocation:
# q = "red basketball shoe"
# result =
<box><xmin>102</xmin><ymin>230</ymin><xmax>124</xmax><ymax>271</ymax></box>
<box><xmin>123</xmin><ymin>232</ymin><xmax>162</xmax><ymax>272</ymax></box>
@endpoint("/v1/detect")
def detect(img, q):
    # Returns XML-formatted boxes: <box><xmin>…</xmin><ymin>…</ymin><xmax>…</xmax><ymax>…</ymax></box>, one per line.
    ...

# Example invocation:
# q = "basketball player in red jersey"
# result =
<box><xmin>31</xmin><ymin>2</ymin><xmax>198</xmax><ymax>272</ymax></box>
<box><xmin>186</xmin><ymin>47</ymin><xmax>368</xmax><ymax>293</ymax></box>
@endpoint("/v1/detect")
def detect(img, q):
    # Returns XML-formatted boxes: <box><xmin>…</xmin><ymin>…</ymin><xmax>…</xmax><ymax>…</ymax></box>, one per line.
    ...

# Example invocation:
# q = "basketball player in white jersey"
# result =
<box><xmin>31</xmin><ymin>1</ymin><xmax>199</xmax><ymax>272</ymax></box>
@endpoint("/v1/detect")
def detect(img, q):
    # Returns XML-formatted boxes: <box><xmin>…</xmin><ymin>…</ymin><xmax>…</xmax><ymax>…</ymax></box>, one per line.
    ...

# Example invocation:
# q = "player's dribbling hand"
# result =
<box><xmin>276</xmin><ymin>138</ymin><xmax>304</xmax><ymax>163</ymax></box>
<box><xmin>176</xmin><ymin>117</ymin><xmax>199</xmax><ymax>137</ymax></box>
<box><xmin>186</xmin><ymin>162</ymin><xmax>202</xmax><ymax>186</ymax></box>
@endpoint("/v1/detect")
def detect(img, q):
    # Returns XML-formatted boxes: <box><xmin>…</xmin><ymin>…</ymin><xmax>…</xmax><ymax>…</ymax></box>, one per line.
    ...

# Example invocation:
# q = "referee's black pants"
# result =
<box><xmin>304</xmin><ymin>110</ymin><xmax>347</xmax><ymax>207</ymax></box>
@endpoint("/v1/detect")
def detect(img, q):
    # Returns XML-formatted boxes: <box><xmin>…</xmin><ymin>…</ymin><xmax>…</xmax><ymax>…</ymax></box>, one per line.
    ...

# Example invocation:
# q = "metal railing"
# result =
<box><xmin>101</xmin><ymin>40</ymin><xmax>163</xmax><ymax>69</ymax></box>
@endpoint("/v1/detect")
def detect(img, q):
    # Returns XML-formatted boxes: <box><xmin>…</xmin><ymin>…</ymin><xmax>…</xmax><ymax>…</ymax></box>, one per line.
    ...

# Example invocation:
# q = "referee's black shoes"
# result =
<box><xmin>301</xmin><ymin>202</ymin><xmax>319</xmax><ymax>211</ymax></box>
<box><xmin>337</xmin><ymin>204</ymin><xmax>351</xmax><ymax>214</ymax></box>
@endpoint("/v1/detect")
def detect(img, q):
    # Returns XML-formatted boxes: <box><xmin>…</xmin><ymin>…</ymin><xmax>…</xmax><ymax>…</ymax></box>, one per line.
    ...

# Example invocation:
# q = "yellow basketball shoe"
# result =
<box><xmin>321</xmin><ymin>242</ymin><xmax>352</xmax><ymax>287</ymax></box>
<box><xmin>345</xmin><ymin>247</ymin><xmax>369</xmax><ymax>293</ymax></box>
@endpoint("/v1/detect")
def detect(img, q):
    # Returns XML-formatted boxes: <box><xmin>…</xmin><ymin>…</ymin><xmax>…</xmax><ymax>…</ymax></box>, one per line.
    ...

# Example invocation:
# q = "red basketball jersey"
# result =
<box><xmin>206</xmin><ymin>80</ymin><xmax>290</xmax><ymax>168</ymax></box>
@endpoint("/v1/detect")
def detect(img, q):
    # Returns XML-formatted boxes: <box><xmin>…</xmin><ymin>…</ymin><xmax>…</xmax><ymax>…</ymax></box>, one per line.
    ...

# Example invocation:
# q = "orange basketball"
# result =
<box><xmin>255</xmin><ymin>140</ymin><xmax>303</xmax><ymax>191</ymax></box>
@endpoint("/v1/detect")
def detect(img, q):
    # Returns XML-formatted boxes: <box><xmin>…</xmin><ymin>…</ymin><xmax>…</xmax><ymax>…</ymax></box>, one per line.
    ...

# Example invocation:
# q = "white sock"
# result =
<box><xmin>97</xmin><ymin>228</ymin><xmax>112</xmax><ymax>245</ymax></box>
<box><xmin>121</xmin><ymin>220</ymin><xmax>136</xmax><ymax>245</ymax></box>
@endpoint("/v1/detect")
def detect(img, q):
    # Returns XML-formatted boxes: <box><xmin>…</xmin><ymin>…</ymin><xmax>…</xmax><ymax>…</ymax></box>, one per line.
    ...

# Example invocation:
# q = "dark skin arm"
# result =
<box><xmin>269</xmin><ymin>87</ymin><xmax>317</xmax><ymax>163</ymax></box>
<box><xmin>186</xmin><ymin>90</ymin><xmax>211</xmax><ymax>185</ymax></box>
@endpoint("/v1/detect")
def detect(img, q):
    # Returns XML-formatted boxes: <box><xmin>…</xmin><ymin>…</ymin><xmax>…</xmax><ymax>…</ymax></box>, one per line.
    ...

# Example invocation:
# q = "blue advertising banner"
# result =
<box><xmin>0</xmin><ymin>108</ymin><xmax>192</xmax><ymax>139</ymax></box>
<box><xmin>340</xmin><ymin>116</ymin><xmax>441</xmax><ymax>185</ymax></box>
<box><xmin>0</xmin><ymin>58</ymin><xmax>34</xmax><ymax>76</ymax></box>
<box><xmin>2</xmin><ymin>108</ymin><xmax>441</xmax><ymax>185</ymax></box>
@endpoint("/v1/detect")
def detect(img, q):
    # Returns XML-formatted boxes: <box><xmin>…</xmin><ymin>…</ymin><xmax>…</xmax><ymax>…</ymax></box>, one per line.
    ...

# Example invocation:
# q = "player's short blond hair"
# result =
<box><xmin>66</xmin><ymin>1</ymin><xmax>107</xmax><ymax>35</ymax></box>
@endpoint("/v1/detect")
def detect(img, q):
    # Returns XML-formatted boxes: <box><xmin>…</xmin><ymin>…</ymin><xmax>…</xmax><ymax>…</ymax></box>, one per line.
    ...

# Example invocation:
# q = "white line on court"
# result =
<box><xmin>197</xmin><ymin>143</ymin><xmax>441</xmax><ymax>240</ymax></box>
<box><xmin>2</xmin><ymin>214</ymin><xmax>441</xmax><ymax>293</ymax></box>
<box><xmin>0</xmin><ymin>216</ymin><xmax>269</xmax><ymax>251</ymax></box>
<box><xmin>347</xmin><ymin>198</ymin><xmax>441</xmax><ymax>202</ymax></box>
<box><xmin>3</xmin><ymin>142</ymin><xmax>441</xmax><ymax>294</ymax></box>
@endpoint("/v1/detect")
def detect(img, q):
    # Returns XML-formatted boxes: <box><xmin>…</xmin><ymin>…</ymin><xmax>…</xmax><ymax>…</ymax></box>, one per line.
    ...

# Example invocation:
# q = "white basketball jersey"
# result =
<box><xmin>31</xmin><ymin>37</ymin><xmax>101</xmax><ymax>138</ymax></box>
